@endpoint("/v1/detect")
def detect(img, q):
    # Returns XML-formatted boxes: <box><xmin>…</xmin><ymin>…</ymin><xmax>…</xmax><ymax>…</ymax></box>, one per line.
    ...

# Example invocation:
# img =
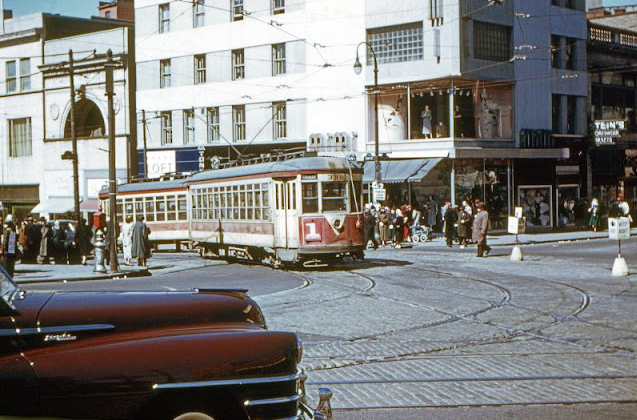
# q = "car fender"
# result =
<box><xmin>26</xmin><ymin>329</ymin><xmax>300</xmax><ymax>419</ymax></box>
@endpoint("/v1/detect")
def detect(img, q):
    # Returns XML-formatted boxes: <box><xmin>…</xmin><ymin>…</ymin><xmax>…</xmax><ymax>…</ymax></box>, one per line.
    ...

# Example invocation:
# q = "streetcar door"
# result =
<box><xmin>273</xmin><ymin>179</ymin><xmax>299</xmax><ymax>249</ymax></box>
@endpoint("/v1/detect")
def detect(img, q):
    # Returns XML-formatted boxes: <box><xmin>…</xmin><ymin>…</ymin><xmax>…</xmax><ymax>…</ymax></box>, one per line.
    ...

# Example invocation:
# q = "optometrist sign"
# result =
<box><xmin>594</xmin><ymin>120</ymin><xmax>626</xmax><ymax>146</ymax></box>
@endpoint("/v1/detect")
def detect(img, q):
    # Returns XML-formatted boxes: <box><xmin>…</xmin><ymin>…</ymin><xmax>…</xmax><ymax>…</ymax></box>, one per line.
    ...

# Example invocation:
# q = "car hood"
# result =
<box><xmin>12</xmin><ymin>289</ymin><xmax>265</xmax><ymax>343</ymax></box>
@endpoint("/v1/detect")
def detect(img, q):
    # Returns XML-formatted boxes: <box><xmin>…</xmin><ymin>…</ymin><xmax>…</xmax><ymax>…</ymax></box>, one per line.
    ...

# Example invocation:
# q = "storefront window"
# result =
<box><xmin>518</xmin><ymin>186</ymin><xmax>552</xmax><ymax>228</ymax></box>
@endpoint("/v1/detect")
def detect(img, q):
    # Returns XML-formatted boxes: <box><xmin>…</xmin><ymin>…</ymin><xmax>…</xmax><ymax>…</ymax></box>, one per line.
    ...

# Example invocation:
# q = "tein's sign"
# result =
<box><xmin>594</xmin><ymin>120</ymin><xmax>625</xmax><ymax>146</ymax></box>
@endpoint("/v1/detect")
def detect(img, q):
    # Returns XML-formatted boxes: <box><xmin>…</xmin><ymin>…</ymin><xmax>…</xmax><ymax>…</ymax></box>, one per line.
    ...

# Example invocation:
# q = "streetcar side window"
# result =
<box><xmin>262</xmin><ymin>185</ymin><xmax>270</xmax><ymax>221</ymax></box>
<box><xmin>167</xmin><ymin>196</ymin><xmax>177</xmax><ymax>221</ymax></box>
<box><xmin>116</xmin><ymin>201</ymin><xmax>123</xmax><ymax>223</ymax></box>
<box><xmin>214</xmin><ymin>188</ymin><xmax>220</xmax><ymax>220</ymax></box>
<box><xmin>146</xmin><ymin>198</ymin><xmax>155</xmax><ymax>222</ymax></box>
<box><xmin>156</xmin><ymin>197</ymin><xmax>166</xmax><ymax>221</ymax></box>
<box><xmin>302</xmin><ymin>182</ymin><xmax>319</xmax><ymax>213</ymax></box>
<box><xmin>178</xmin><ymin>196</ymin><xmax>187</xmax><ymax>220</ymax></box>
<box><xmin>322</xmin><ymin>182</ymin><xmax>347</xmax><ymax>212</ymax></box>
<box><xmin>125</xmin><ymin>200</ymin><xmax>134</xmax><ymax>219</ymax></box>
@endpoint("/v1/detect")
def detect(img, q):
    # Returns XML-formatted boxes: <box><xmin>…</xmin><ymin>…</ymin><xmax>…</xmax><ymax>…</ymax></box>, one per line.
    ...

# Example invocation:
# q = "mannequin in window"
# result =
<box><xmin>454</xmin><ymin>105</ymin><xmax>464</xmax><ymax>138</ymax></box>
<box><xmin>421</xmin><ymin>105</ymin><xmax>432</xmax><ymax>139</ymax></box>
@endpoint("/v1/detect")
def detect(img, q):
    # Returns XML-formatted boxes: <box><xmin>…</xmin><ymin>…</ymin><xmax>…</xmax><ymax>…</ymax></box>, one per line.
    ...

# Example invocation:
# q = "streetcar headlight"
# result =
<box><xmin>333</xmin><ymin>219</ymin><xmax>341</xmax><ymax>229</ymax></box>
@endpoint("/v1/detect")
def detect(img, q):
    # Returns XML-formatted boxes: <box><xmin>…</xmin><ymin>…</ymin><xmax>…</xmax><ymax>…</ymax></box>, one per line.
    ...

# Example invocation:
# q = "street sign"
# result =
<box><xmin>373</xmin><ymin>187</ymin><xmax>386</xmax><ymax>203</ymax></box>
<box><xmin>508</xmin><ymin>216</ymin><xmax>526</xmax><ymax>234</ymax></box>
<box><xmin>608</xmin><ymin>217</ymin><xmax>630</xmax><ymax>240</ymax></box>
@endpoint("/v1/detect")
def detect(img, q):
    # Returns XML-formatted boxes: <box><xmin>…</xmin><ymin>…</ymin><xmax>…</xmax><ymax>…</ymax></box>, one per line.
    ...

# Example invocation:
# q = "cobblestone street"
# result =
<box><xmin>255</xmin><ymin>238</ymin><xmax>637</xmax><ymax>411</ymax></box>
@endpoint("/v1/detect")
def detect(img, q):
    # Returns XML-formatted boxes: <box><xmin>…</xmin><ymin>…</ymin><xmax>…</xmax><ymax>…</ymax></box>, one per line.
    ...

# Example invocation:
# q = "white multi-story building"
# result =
<box><xmin>135</xmin><ymin>0</ymin><xmax>589</xmax><ymax>228</ymax></box>
<box><xmin>0</xmin><ymin>12</ymin><xmax>135</xmax><ymax>221</ymax></box>
<box><xmin>135</xmin><ymin>0</ymin><xmax>366</xmax><ymax>176</ymax></box>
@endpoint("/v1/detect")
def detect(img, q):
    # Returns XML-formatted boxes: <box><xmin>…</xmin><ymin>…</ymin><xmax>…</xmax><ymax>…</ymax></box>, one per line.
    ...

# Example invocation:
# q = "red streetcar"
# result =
<box><xmin>188</xmin><ymin>156</ymin><xmax>365</xmax><ymax>267</ymax></box>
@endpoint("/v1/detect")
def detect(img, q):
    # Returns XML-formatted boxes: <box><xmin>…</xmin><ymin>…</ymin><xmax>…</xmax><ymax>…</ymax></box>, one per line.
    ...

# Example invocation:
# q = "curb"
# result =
<box><xmin>16</xmin><ymin>268</ymin><xmax>151</xmax><ymax>285</ymax></box>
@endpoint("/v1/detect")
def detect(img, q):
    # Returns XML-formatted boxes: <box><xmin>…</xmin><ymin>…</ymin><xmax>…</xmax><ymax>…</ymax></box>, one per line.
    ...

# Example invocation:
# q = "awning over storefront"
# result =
<box><xmin>80</xmin><ymin>198</ymin><xmax>100</xmax><ymax>212</ymax></box>
<box><xmin>31</xmin><ymin>198</ymin><xmax>74</xmax><ymax>214</ymax></box>
<box><xmin>363</xmin><ymin>158</ymin><xmax>442</xmax><ymax>184</ymax></box>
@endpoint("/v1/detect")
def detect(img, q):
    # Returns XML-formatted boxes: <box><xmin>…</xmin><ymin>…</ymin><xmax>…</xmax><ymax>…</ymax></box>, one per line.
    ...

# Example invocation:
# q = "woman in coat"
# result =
<box><xmin>39</xmin><ymin>218</ymin><xmax>52</xmax><ymax>264</ymax></box>
<box><xmin>131</xmin><ymin>215</ymin><xmax>151</xmax><ymax>266</ymax></box>
<box><xmin>51</xmin><ymin>220</ymin><xmax>67</xmax><ymax>265</ymax></box>
<box><xmin>457</xmin><ymin>207</ymin><xmax>472</xmax><ymax>247</ymax></box>
<box><xmin>378</xmin><ymin>208</ymin><xmax>390</xmax><ymax>247</ymax></box>
<box><xmin>119</xmin><ymin>216</ymin><xmax>135</xmax><ymax>265</ymax></box>
<box><xmin>472</xmin><ymin>203</ymin><xmax>491</xmax><ymax>257</ymax></box>
<box><xmin>75</xmin><ymin>218</ymin><xmax>93</xmax><ymax>266</ymax></box>
<box><xmin>588</xmin><ymin>198</ymin><xmax>600</xmax><ymax>232</ymax></box>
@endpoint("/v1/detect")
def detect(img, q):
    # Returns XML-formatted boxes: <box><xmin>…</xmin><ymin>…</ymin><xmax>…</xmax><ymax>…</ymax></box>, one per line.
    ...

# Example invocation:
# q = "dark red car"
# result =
<box><xmin>0</xmin><ymin>267</ymin><xmax>332</xmax><ymax>420</ymax></box>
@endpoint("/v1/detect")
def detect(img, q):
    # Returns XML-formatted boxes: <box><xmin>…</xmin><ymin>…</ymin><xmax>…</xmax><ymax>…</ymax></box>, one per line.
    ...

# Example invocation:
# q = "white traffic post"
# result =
<box><xmin>509</xmin><ymin>209</ymin><xmax>525</xmax><ymax>261</ymax></box>
<box><xmin>609</xmin><ymin>217</ymin><xmax>630</xmax><ymax>277</ymax></box>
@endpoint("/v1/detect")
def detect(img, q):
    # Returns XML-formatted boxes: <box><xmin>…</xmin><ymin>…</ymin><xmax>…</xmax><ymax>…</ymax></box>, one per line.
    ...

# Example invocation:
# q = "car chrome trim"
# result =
<box><xmin>244</xmin><ymin>392</ymin><xmax>302</xmax><ymax>407</ymax></box>
<box><xmin>0</xmin><ymin>324</ymin><xmax>115</xmax><ymax>337</ymax></box>
<box><xmin>152</xmin><ymin>372</ymin><xmax>299</xmax><ymax>390</ymax></box>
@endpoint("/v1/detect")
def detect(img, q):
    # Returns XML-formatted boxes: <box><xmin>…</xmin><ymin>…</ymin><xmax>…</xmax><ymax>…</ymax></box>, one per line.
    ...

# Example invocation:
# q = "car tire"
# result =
<box><xmin>173</xmin><ymin>412</ymin><xmax>215</xmax><ymax>420</ymax></box>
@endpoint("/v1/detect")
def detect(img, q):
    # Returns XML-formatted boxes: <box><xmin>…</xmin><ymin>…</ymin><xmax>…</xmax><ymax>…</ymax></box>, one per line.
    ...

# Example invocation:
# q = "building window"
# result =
<box><xmin>473</xmin><ymin>21</ymin><xmax>512</xmax><ymax>62</ymax></box>
<box><xmin>8</xmin><ymin>118</ymin><xmax>32</xmax><ymax>158</ymax></box>
<box><xmin>367</xmin><ymin>23</ymin><xmax>424</xmax><ymax>64</ymax></box>
<box><xmin>272</xmin><ymin>43</ymin><xmax>286</xmax><ymax>76</ymax></box>
<box><xmin>207</xmin><ymin>107</ymin><xmax>220</xmax><ymax>142</ymax></box>
<box><xmin>183</xmin><ymin>109</ymin><xmax>195</xmax><ymax>144</ymax></box>
<box><xmin>551</xmin><ymin>35</ymin><xmax>560</xmax><ymax>68</ymax></box>
<box><xmin>159</xmin><ymin>3</ymin><xmax>170</xmax><ymax>33</ymax></box>
<box><xmin>193</xmin><ymin>0</ymin><xmax>205</xmax><ymax>28</ymax></box>
<box><xmin>552</xmin><ymin>94</ymin><xmax>561</xmax><ymax>133</ymax></box>
<box><xmin>232</xmin><ymin>49</ymin><xmax>245</xmax><ymax>80</ymax></box>
<box><xmin>194</xmin><ymin>54</ymin><xmax>206</xmax><ymax>85</ymax></box>
<box><xmin>233</xmin><ymin>105</ymin><xmax>245</xmax><ymax>141</ymax></box>
<box><xmin>6</xmin><ymin>61</ymin><xmax>16</xmax><ymax>93</ymax></box>
<box><xmin>160</xmin><ymin>59</ymin><xmax>171</xmax><ymax>88</ymax></box>
<box><xmin>272</xmin><ymin>0</ymin><xmax>284</xmax><ymax>14</ymax></box>
<box><xmin>273</xmin><ymin>102</ymin><xmax>286</xmax><ymax>139</ymax></box>
<box><xmin>161</xmin><ymin>111</ymin><xmax>173</xmax><ymax>145</ymax></box>
<box><xmin>6</xmin><ymin>59</ymin><xmax>30</xmax><ymax>93</ymax></box>
<box><xmin>105</xmin><ymin>10</ymin><xmax>111</xmax><ymax>18</ymax></box>
<box><xmin>20</xmin><ymin>59</ymin><xmax>31</xmax><ymax>91</ymax></box>
<box><xmin>232</xmin><ymin>0</ymin><xmax>243</xmax><ymax>21</ymax></box>
<box><xmin>429</xmin><ymin>0</ymin><xmax>443</xmax><ymax>26</ymax></box>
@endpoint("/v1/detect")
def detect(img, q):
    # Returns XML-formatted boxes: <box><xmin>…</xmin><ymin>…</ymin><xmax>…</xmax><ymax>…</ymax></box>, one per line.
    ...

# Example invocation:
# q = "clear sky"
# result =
<box><xmin>3</xmin><ymin>0</ymin><xmax>101</xmax><ymax>18</ymax></box>
<box><xmin>2</xmin><ymin>0</ymin><xmax>637</xmax><ymax>18</ymax></box>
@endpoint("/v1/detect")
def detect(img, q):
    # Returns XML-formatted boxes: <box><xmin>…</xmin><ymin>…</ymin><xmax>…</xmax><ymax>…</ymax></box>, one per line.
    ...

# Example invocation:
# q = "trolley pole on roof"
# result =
<box><xmin>142</xmin><ymin>109</ymin><xmax>148</xmax><ymax>178</ymax></box>
<box><xmin>105</xmin><ymin>50</ymin><xmax>119</xmax><ymax>273</ymax></box>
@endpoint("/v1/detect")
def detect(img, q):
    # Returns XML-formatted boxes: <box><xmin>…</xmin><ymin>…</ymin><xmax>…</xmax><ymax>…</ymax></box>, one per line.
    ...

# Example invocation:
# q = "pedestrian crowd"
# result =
<box><xmin>0</xmin><ymin>212</ymin><xmax>152</xmax><ymax>278</ymax></box>
<box><xmin>363</xmin><ymin>196</ymin><xmax>492</xmax><ymax>257</ymax></box>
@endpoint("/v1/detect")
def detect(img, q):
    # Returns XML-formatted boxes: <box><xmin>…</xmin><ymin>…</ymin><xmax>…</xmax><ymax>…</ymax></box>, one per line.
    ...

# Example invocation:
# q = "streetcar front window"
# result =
<box><xmin>322</xmin><ymin>182</ymin><xmax>347</xmax><ymax>212</ymax></box>
<box><xmin>302</xmin><ymin>182</ymin><xmax>319</xmax><ymax>213</ymax></box>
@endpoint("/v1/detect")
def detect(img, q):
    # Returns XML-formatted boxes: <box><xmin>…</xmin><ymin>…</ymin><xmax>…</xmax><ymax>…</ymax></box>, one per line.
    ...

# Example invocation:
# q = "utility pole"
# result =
<box><xmin>69</xmin><ymin>50</ymin><xmax>80</xmax><ymax>223</ymax></box>
<box><xmin>105</xmin><ymin>49</ymin><xmax>119</xmax><ymax>273</ymax></box>
<box><xmin>142</xmin><ymin>109</ymin><xmax>148</xmax><ymax>178</ymax></box>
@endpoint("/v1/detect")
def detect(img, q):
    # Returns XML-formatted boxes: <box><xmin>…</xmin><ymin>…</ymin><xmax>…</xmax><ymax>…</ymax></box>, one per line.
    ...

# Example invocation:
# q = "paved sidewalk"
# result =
<box><xmin>415</xmin><ymin>227</ymin><xmax>634</xmax><ymax>248</ymax></box>
<box><xmin>13</xmin><ymin>260</ymin><xmax>150</xmax><ymax>284</ymax></box>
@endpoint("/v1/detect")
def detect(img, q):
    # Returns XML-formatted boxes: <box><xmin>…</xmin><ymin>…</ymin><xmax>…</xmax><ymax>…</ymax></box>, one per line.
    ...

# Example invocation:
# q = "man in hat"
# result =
<box><xmin>0</xmin><ymin>215</ymin><xmax>18</xmax><ymax>276</ymax></box>
<box><xmin>472</xmin><ymin>202</ymin><xmax>491</xmax><ymax>257</ymax></box>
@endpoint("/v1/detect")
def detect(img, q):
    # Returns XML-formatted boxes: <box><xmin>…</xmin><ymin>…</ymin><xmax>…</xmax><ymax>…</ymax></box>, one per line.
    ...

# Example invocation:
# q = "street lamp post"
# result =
<box><xmin>353</xmin><ymin>42</ymin><xmax>381</xmax><ymax>187</ymax></box>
